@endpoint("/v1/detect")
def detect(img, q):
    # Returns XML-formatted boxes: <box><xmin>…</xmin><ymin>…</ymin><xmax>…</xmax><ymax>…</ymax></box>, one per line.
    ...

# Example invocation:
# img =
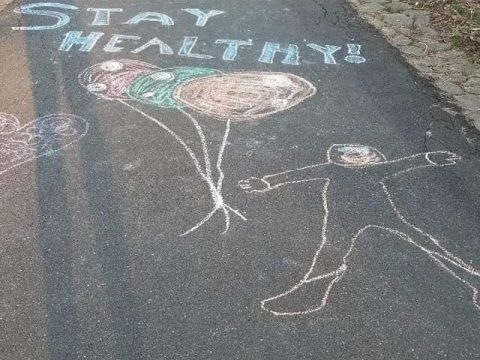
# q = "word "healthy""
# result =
<box><xmin>12</xmin><ymin>3</ymin><xmax>367</xmax><ymax>66</ymax></box>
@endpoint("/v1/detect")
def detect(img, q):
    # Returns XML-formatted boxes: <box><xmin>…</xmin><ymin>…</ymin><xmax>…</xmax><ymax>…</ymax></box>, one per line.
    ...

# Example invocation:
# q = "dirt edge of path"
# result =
<box><xmin>347</xmin><ymin>0</ymin><xmax>480</xmax><ymax>132</ymax></box>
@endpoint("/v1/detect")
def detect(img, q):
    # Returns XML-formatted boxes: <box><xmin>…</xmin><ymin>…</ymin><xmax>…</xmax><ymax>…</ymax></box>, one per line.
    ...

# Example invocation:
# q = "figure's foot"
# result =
<box><xmin>460</xmin><ymin>277</ymin><xmax>480</xmax><ymax>311</ymax></box>
<box><xmin>429</xmin><ymin>252</ymin><xmax>480</xmax><ymax>311</ymax></box>
<box><xmin>471</xmin><ymin>286</ymin><xmax>480</xmax><ymax>311</ymax></box>
<box><xmin>261</xmin><ymin>266</ymin><xmax>346</xmax><ymax>316</ymax></box>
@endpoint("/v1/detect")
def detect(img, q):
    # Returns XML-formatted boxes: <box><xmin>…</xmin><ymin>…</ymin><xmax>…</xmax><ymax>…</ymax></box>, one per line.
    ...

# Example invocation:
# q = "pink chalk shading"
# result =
<box><xmin>79</xmin><ymin>59</ymin><xmax>157</xmax><ymax>100</ymax></box>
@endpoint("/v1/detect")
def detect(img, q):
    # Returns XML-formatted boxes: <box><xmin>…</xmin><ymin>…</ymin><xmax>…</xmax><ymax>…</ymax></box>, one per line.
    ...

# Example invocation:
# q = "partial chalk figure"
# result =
<box><xmin>239</xmin><ymin>144</ymin><xmax>480</xmax><ymax>315</ymax></box>
<box><xmin>0</xmin><ymin>113</ymin><xmax>89</xmax><ymax>175</ymax></box>
<box><xmin>79</xmin><ymin>59</ymin><xmax>316</xmax><ymax>235</ymax></box>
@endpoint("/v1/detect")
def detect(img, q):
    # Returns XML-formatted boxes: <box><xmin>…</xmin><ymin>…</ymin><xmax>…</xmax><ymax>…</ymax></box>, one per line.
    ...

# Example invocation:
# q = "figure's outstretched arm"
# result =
<box><xmin>239</xmin><ymin>163</ymin><xmax>330</xmax><ymax>193</ymax></box>
<box><xmin>379</xmin><ymin>151</ymin><xmax>460</xmax><ymax>180</ymax></box>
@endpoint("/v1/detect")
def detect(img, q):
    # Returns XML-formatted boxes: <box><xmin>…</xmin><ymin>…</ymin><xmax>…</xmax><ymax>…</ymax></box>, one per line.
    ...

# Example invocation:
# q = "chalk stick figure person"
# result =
<box><xmin>239</xmin><ymin>144</ymin><xmax>480</xmax><ymax>316</ymax></box>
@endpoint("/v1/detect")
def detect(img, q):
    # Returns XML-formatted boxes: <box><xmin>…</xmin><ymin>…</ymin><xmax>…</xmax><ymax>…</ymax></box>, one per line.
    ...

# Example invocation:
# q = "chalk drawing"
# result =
<box><xmin>79</xmin><ymin>59</ymin><xmax>157</xmax><ymax>100</ymax></box>
<box><xmin>239</xmin><ymin>144</ymin><xmax>480</xmax><ymax>315</ymax></box>
<box><xmin>104</xmin><ymin>34</ymin><xmax>141</xmax><ymax>53</ymax></box>
<box><xmin>173</xmin><ymin>72</ymin><xmax>316</xmax><ymax>120</ymax></box>
<box><xmin>12</xmin><ymin>5</ymin><xmax>226</xmax><ymax>30</ymax></box>
<box><xmin>56</xmin><ymin>35</ymin><xmax>367</xmax><ymax>65</ymax></box>
<box><xmin>182</xmin><ymin>8</ymin><xmax>225</xmax><ymax>27</ymax></box>
<box><xmin>0</xmin><ymin>113</ymin><xmax>89</xmax><ymax>174</ymax></box>
<box><xmin>59</xmin><ymin>31</ymin><xmax>104</xmax><ymax>52</ymax></box>
<box><xmin>345</xmin><ymin>44</ymin><xmax>366</xmax><ymax>64</ymax></box>
<box><xmin>79</xmin><ymin>60</ymin><xmax>316</xmax><ymax>235</ymax></box>
<box><xmin>306</xmin><ymin>44</ymin><xmax>342</xmax><ymax>65</ymax></box>
<box><xmin>259</xmin><ymin>42</ymin><xmax>300</xmax><ymax>66</ymax></box>
<box><xmin>123</xmin><ymin>12</ymin><xmax>174</xmax><ymax>26</ymax></box>
<box><xmin>215</xmin><ymin>39</ymin><xmax>253</xmax><ymax>61</ymax></box>
<box><xmin>178</xmin><ymin>36</ymin><xmax>214</xmax><ymax>60</ymax></box>
<box><xmin>128</xmin><ymin>67</ymin><xmax>220</xmax><ymax>108</ymax></box>
<box><xmin>10</xmin><ymin>4</ymin><xmax>367</xmax><ymax>66</ymax></box>
<box><xmin>12</xmin><ymin>2</ymin><xmax>78</xmax><ymax>31</ymax></box>
<box><xmin>131</xmin><ymin>37</ymin><xmax>174</xmax><ymax>55</ymax></box>
<box><xmin>87</xmin><ymin>8</ymin><xmax>123</xmax><ymax>26</ymax></box>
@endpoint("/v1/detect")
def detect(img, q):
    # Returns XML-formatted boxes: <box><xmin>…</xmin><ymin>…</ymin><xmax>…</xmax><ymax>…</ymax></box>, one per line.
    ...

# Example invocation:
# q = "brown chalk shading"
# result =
<box><xmin>173</xmin><ymin>72</ymin><xmax>316</xmax><ymax>121</ymax></box>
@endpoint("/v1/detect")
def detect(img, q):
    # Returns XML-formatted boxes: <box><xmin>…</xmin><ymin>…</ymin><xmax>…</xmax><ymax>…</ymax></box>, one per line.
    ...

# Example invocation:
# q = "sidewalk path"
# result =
<box><xmin>0</xmin><ymin>1</ymin><xmax>480</xmax><ymax>359</ymax></box>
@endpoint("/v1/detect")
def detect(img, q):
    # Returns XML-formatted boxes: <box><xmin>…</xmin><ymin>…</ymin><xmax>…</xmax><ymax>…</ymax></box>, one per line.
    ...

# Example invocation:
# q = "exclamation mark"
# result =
<box><xmin>345</xmin><ymin>44</ymin><xmax>366</xmax><ymax>64</ymax></box>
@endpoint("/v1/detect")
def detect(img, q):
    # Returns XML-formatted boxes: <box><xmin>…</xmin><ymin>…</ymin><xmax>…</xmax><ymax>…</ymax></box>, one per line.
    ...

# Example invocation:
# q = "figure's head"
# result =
<box><xmin>328</xmin><ymin>144</ymin><xmax>386</xmax><ymax>167</ymax></box>
<box><xmin>78</xmin><ymin>59</ymin><xmax>157</xmax><ymax>100</ymax></box>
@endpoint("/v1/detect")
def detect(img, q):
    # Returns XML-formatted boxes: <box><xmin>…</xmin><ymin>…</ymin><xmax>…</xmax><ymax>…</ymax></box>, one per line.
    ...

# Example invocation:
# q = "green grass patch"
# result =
<box><xmin>451</xmin><ymin>4</ymin><xmax>480</xmax><ymax>25</ymax></box>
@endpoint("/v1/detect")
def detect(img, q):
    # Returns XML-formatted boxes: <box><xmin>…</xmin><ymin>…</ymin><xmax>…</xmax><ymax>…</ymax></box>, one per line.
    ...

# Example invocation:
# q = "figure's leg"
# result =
<box><xmin>393</xmin><ymin>220</ymin><xmax>480</xmax><ymax>278</ymax></box>
<box><xmin>261</xmin><ymin>266</ymin><xmax>347</xmax><ymax>316</ymax></box>
<box><xmin>262</xmin><ymin>220</ymin><xmax>480</xmax><ymax>316</ymax></box>
<box><xmin>262</xmin><ymin>218</ymin><xmax>368</xmax><ymax>316</ymax></box>
<box><xmin>429</xmin><ymin>252</ymin><xmax>480</xmax><ymax>310</ymax></box>
<box><xmin>305</xmin><ymin>209</ymin><xmax>369</xmax><ymax>280</ymax></box>
<box><xmin>387</xmin><ymin>223</ymin><xmax>480</xmax><ymax>310</ymax></box>
<box><xmin>383</xmin><ymin>183</ymin><xmax>480</xmax><ymax>280</ymax></box>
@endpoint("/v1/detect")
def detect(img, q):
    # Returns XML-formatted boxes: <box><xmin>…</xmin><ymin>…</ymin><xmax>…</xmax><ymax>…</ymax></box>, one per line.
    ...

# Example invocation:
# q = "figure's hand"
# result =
<box><xmin>238</xmin><ymin>177</ymin><xmax>272</xmax><ymax>193</ymax></box>
<box><xmin>427</xmin><ymin>151</ymin><xmax>461</xmax><ymax>166</ymax></box>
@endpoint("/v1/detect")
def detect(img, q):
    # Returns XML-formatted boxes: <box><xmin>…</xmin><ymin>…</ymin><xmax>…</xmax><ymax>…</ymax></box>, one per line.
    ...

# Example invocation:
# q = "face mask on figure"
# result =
<box><xmin>328</xmin><ymin>144</ymin><xmax>386</xmax><ymax>167</ymax></box>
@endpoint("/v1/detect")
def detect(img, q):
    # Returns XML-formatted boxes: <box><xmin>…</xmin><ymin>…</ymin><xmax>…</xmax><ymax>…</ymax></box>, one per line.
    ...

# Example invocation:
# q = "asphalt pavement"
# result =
<box><xmin>1</xmin><ymin>1</ymin><xmax>480</xmax><ymax>359</ymax></box>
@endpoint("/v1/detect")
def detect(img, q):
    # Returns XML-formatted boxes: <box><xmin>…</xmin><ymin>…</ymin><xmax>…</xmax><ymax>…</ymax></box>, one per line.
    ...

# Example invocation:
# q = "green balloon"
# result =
<box><xmin>128</xmin><ymin>67</ymin><xmax>220</xmax><ymax>108</ymax></box>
